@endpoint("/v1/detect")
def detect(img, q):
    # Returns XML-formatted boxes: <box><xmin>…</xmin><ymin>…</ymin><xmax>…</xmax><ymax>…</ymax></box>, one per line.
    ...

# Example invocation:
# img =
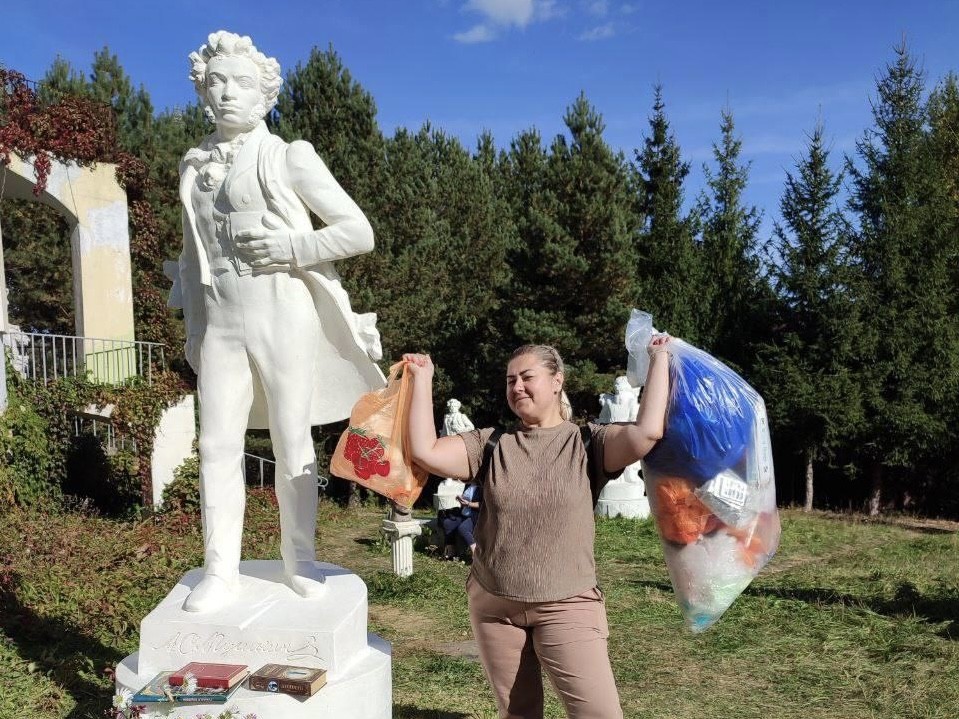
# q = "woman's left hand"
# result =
<box><xmin>647</xmin><ymin>333</ymin><xmax>672</xmax><ymax>356</ymax></box>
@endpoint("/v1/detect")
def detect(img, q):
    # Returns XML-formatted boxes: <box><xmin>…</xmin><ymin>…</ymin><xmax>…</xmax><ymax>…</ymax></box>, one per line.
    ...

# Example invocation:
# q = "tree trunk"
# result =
<box><xmin>803</xmin><ymin>452</ymin><xmax>814</xmax><ymax>512</ymax></box>
<box><xmin>868</xmin><ymin>461</ymin><xmax>883</xmax><ymax>516</ymax></box>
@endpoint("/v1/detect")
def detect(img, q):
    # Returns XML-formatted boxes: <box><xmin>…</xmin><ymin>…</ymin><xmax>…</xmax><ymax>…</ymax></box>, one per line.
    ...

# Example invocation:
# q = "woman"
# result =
<box><xmin>440</xmin><ymin>479</ymin><xmax>482</xmax><ymax>559</ymax></box>
<box><xmin>404</xmin><ymin>338</ymin><xmax>671</xmax><ymax>719</ymax></box>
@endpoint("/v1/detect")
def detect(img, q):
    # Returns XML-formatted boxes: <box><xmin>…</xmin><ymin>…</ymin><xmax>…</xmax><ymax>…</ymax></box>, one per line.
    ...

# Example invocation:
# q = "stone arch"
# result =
<box><xmin>0</xmin><ymin>152</ymin><xmax>134</xmax><ymax>341</ymax></box>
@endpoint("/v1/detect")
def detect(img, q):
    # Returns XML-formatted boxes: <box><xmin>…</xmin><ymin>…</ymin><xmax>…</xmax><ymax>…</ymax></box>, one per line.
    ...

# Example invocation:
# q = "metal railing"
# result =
<box><xmin>243</xmin><ymin>452</ymin><xmax>330</xmax><ymax>490</ymax></box>
<box><xmin>73</xmin><ymin>415</ymin><xmax>138</xmax><ymax>454</ymax></box>
<box><xmin>1</xmin><ymin>330</ymin><xmax>165</xmax><ymax>385</ymax></box>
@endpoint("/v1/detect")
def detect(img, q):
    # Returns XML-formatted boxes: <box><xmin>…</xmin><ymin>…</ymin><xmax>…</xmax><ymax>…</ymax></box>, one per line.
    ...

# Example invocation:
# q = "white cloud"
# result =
<box><xmin>620</xmin><ymin>2</ymin><xmax>638</xmax><ymax>14</ymax></box>
<box><xmin>586</xmin><ymin>0</ymin><xmax>609</xmax><ymax>17</ymax></box>
<box><xmin>578</xmin><ymin>22</ymin><xmax>615</xmax><ymax>41</ymax></box>
<box><xmin>464</xmin><ymin>0</ymin><xmax>535</xmax><ymax>27</ymax></box>
<box><xmin>454</xmin><ymin>23</ymin><xmax>498</xmax><ymax>43</ymax></box>
<box><xmin>454</xmin><ymin>0</ymin><xmax>564</xmax><ymax>41</ymax></box>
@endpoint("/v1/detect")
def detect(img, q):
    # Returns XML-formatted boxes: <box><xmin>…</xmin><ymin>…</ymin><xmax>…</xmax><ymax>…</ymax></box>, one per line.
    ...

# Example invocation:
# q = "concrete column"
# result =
<box><xmin>381</xmin><ymin>519</ymin><xmax>423</xmax><ymax>577</ymax></box>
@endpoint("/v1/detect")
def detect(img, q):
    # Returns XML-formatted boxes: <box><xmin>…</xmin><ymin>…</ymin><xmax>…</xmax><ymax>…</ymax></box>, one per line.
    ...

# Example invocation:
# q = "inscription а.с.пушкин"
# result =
<box><xmin>154</xmin><ymin>632</ymin><xmax>322</xmax><ymax>661</ymax></box>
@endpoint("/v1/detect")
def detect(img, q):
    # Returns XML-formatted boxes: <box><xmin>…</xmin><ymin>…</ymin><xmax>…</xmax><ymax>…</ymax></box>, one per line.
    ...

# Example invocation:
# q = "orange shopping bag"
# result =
<box><xmin>330</xmin><ymin>360</ymin><xmax>428</xmax><ymax>508</ymax></box>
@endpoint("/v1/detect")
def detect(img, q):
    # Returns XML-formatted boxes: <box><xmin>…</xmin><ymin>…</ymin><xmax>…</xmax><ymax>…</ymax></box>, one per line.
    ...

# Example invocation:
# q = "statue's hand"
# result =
<box><xmin>234</xmin><ymin>212</ymin><xmax>295</xmax><ymax>267</ymax></box>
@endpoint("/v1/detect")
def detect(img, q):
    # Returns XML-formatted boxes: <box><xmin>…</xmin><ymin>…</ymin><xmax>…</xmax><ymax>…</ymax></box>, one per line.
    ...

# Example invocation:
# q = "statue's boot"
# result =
<box><xmin>183</xmin><ymin>464</ymin><xmax>245</xmax><ymax>613</ymax></box>
<box><xmin>277</xmin><ymin>467</ymin><xmax>325</xmax><ymax>597</ymax></box>
<box><xmin>183</xmin><ymin>573</ymin><xmax>240</xmax><ymax>612</ymax></box>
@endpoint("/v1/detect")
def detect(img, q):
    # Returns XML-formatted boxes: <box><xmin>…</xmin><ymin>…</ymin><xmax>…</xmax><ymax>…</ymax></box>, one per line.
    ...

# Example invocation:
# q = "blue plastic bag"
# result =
<box><xmin>643</xmin><ymin>341</ymin><xmax>755</xmax><ymax>483</ymax></box>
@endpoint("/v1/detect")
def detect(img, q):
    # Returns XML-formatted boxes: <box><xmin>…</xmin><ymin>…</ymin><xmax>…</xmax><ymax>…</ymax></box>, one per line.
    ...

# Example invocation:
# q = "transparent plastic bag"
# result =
<box><xmin>625</xmin><ymin>309</ymin><xmax>658</xmax><ymax>387</ymax></box>
<box><xmin>628</xmin><ymin>314</ymin><xmax>780</xmax><ymax>632</ymax></box>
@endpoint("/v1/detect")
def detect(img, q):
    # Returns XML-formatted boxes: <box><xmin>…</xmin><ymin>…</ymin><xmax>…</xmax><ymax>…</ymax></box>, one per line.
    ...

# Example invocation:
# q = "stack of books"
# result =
<box><xmin>132</xmin><ymin>662</ymin><xmax>248</xmax><ymax>704</ymax></box>
<box><xmin>131</xmin><ymin>661</ymin><xmax>328</xmax><ymax>704</ymax></box>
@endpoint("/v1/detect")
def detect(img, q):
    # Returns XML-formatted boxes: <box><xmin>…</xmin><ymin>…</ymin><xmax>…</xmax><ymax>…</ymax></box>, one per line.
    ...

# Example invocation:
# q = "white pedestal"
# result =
<box><xmin>381</xmin><ymin>520</ymin><xmax>422</xmax><ymax>577</ymax></box>
<box><xmin>596</xmin><ymin>480</ymin><xmax>651</xmax><ymax>519</ymax></box>
<box><xmin>116</xmin><ymin>560</ymin><xmax>391</xmax><ymax>718</ymax></box>
<box><xmin>433</xmin><ymin>479</ymin><xmax>465</xmax><ymax>511</ymax></box>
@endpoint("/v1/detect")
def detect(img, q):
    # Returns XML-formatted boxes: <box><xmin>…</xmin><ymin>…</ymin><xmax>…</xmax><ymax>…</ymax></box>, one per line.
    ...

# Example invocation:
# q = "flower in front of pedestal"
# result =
<box><xmin>112</xmin><ymin>688</ymin><xmax>133</xmax><ymax>710</ymax></box>
<box><xmin>182</xmin><ymin>671</ymin><xmax>198</xmax><ymax>694</ymax></box>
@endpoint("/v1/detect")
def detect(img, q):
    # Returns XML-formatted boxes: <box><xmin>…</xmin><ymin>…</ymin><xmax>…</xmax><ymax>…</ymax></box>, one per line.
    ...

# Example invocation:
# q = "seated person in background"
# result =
<box><xmin>440</xmin><ymin>480</ymin><xmax>482</xmax><ymax>560</ymax></box>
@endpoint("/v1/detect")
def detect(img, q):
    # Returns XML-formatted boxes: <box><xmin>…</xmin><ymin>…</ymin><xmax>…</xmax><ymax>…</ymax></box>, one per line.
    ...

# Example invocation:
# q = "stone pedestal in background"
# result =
<box><xmin>381</xmin><ymin>519</ymin><xmax>423</xmax><ymax>577</ymax></box>
<box><xmin>595</xmin><ymin>476</ymin><xmax>650</xmax><ymax>519</ymax></box>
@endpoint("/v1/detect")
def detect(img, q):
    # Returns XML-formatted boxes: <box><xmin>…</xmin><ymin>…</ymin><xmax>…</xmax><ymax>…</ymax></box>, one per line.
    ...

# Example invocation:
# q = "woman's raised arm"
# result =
<box><xmin>403</xmin><ymin>353</ymin><xmax>472</xmax><ymax>480</ymax></box>
<box><xmin>601</xmin><ymin>335</ymin><xmax>672</xmax><ymax>473</ymax></box>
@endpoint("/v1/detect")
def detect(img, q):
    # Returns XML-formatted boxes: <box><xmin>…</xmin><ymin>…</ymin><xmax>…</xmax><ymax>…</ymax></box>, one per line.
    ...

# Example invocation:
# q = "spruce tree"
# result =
<box><xmin>847</xmin><ymin>43</ymin><xmax>959</xmax><ymax>514</ymax></box>
<box><xmin>755</xmin><ymin>123</ymin><xmax>862</xmax><ymax>510</ymax></box>
<box><xmin>696</xmin><ymin>108</ymin><xmax>764</xmax><ymax>369</ymax></box>
<box><xmin>89</xmin><ymin>47</ymin><xmax>154</xmax><ymax>157</ymax></box>
<box><xmin>272</xmin><ymin>45</ymin><xmax>385</xmax><ymax>206</ymax></box>
<box><xmin>633</xmin><ymin>85</ymin><xmax>703</xmax><ymax>343</ymax></box>
<box><xmin>503</xmin><ymin>95</ymin><xmax>641</xmax><ymax>413</ymax></box>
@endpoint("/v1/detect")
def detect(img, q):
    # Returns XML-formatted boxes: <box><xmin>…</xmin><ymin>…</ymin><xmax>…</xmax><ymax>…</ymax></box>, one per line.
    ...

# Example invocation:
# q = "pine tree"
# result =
<box><xmin>89</xmin><ymin>47</ymin><xmax>154</xmax><ymax>157</ymax></box>
<box><xmin>696</xmin><ymin>108</ymin><xmax>764</xmax><ymax>369</ymax></box>
<box><xmin>272</xmin><ymin>45</ymin><xmax>384</xmax><ymax>206</ymax></box>
<box><xmin>633</xmin><ymin>85</ymin><xmax>703</xmax><ymax>343</ymax></box>
<box><xmin>847</xmin><ymin>43</ymin><xmax>959</xmax><ymax>514</ymax></box>
<box><xmin>502</xmin><ymin>95</ymin><xmax>641</xmax><ymax>413</ymax></box>
<box><xmin>755</xmin><ymin>123</ymin><xmax>862</xmax><ymax>510</ymax></box>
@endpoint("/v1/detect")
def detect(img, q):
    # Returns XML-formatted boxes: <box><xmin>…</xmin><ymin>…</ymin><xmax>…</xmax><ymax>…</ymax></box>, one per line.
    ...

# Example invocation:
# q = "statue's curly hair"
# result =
<box><xmin>188</xmin><ymin>31</ymin><xmax>283</xmax><ymax>122</ymax></box>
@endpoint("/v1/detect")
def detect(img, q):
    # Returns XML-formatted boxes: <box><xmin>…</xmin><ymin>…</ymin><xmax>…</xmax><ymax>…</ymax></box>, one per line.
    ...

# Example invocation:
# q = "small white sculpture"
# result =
<box><xmin>440</xmin><ymin>398</ymin><xmax>474</xmax><ymax>437</ymax></box>
<box><xmin>434</xmin><ymin>399</ymin><xmax>472</xmax><ymax>510</ymax></box>
<box><xmin>598</xmin><ymin>376</ymin><xmax>643</xmax><ymax>485</ymax></box>
<box><xmin>172</xmin><ymin>31</ymin><xmax>385</xmax><ymax>612</ymax></box>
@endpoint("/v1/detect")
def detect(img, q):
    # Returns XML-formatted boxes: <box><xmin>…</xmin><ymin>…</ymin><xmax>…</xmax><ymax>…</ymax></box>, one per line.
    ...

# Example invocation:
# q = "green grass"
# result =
<box><xmin>0</xmin><ymin>497</ymin><xmax>956</xmax><ymax>718</ymax></box>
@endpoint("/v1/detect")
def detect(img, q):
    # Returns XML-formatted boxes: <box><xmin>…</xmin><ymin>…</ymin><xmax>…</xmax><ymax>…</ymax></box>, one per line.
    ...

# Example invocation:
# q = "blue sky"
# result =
<box><xmin>5</xmin><ymin>1</ymin><xmax>958</xmax><ymax>235</ymax></box>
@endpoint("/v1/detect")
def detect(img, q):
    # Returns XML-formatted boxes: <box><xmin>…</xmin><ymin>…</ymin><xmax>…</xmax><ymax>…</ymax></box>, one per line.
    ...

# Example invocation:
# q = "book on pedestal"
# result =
<box><xmin>132</xmin><ymin>671</ymin><xmax>243</xmax><ymax>704</ymax></box>
<box><xmin>168</xmin><ymin>662</ymin><xmax>248</xmax><ymax>690</ymax></box>
<box><xmin>248</xmin><ymin>664</ymin><xmax>328</xmax><ymax>698</ymax></box>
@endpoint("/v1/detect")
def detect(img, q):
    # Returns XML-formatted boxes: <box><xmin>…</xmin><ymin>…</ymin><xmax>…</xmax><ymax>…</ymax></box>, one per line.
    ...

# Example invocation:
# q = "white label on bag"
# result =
<box><xmin>706</xmin><ymin>471</ymin><xmax>748</xmax><ymax>508</ymax></box>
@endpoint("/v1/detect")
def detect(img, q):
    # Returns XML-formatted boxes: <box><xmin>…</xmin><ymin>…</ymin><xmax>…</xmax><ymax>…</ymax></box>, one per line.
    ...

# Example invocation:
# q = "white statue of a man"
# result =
<box><xmin>440</xmin><ymin>398</ymin><xmax>474</xmax><ymax>437</ymax></box>
<box><xmin>598</xmin><ymin>376</ymin><xmax>644</xmax><ymax>485</ymax></box>
<box><xmin>172</xmin><ymin>31</ymin><xmax>385</xmax><ymax>612</ymax></box>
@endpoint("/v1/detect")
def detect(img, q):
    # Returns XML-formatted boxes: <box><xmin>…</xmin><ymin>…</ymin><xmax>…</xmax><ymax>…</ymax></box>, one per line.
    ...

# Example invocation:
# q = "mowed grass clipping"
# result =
<box><xmin>0</xmin><ymin>497</ymin><xmax>956</xmax><ymax>719</ymax></box>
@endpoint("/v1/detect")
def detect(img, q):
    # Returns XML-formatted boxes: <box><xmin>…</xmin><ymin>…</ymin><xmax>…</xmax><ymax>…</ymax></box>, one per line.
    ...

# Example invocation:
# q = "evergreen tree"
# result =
<box><xmin>504</xmin><ymin>95</ymin><xmax>641</xmax><ymax>413</ymax></box>
<box><xmin>272</xmin><ymin>45</ymin><xmax>384</xmax><ymax>205</ymax></box>
<box><xmin>755</xmin><ymin>123</ymin><xmax>862</xmax><ymax>510</ymax></box>
<box><xmin>696</xmin><ymin>108</ymin><xmax>764</xmax><ymax>368</ymax></box>
<box><xmin>36</xmin><ymin>56</ymin><xmax>88</xmax><ymax>103</ymax></box>
<box><xmin>633</xmin><ymin>85</ymin><xmax>703</xmax><ymax>342</ymax></box>
<box><xmin>89</xmin><ymin>47</ymin><xmax>154</xmax><ymax>156</ymax></box>
<box><xmin>846</xmin><ymin>43</ymin><xmax>959</xmax><ymax>514</ymax></box>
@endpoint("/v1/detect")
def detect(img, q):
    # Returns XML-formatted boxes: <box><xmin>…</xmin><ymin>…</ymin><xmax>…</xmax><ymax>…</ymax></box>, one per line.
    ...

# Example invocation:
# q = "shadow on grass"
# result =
<box><xmin>0</xmin><ymin>575</ymin><xmax>121</xmax><ymax>718</ymax></box>
<box><xmin>393</xmin><ymin>705</ymin><xmax>471</xmax><ymax>718</ymax></box>
<box><xmin>744</xmin><ymin>581</ymin><xmax>959</xmax><ymax>633</ymax></box>
<box><xmin>629</xmin><ymin>578</ymin><xmax>959</xmax><ymax>639</ymax></box>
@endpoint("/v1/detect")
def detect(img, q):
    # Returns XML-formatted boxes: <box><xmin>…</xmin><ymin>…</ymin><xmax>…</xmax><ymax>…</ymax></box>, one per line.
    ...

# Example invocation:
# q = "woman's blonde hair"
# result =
<box><xmin>510</xmin><ymin>344</ymin><xmax>573</xmax><ymax>421</ymax></box>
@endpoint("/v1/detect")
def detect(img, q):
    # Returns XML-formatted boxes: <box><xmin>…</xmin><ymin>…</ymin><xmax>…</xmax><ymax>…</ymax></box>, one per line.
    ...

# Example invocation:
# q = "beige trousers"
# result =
<box><xmin>467</xmin><ymin>574</ymin><xmax>624</xmax><ymax>719</ymax></box>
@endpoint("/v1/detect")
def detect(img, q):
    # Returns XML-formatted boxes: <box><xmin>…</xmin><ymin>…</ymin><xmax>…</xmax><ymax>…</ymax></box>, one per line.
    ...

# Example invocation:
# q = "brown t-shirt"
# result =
<box><xmin>460</xmin><ymin>421</ymin><xmax>619</xmax><ymax>602</ymax></box>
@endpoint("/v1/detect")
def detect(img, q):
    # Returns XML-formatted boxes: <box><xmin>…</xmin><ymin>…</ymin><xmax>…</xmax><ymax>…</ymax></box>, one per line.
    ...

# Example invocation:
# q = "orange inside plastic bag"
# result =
<box><xmin>331</xmin><ymin>361</ymin><xmax>428</xmax><ymax>508</ymax></box>
<box><xmin>654</xmin><ymin>475</ymin><xmax>722</xmax><ymax>544</ymax></box>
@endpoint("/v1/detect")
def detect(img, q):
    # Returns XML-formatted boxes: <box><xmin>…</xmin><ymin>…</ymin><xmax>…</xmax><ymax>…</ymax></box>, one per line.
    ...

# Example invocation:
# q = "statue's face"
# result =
<box><xmin>204</xmin><ymin>54</ymin><xmax>263</xmax><ymax>130</ymax></box>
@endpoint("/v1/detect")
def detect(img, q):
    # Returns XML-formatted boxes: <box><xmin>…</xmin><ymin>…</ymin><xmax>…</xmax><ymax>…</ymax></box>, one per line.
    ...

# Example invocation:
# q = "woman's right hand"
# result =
<box><xmin>402</xmin><ymin>353</ymin><xmax>435</xmax><ymax>382</ymax></box>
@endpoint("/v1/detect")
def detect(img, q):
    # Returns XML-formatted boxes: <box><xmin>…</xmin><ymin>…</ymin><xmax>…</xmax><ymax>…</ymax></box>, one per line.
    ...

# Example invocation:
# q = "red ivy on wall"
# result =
<box><xmin>0</xmin><ymin>68</ymin><xmax>120</xmax><ymax>193</ymax></box>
